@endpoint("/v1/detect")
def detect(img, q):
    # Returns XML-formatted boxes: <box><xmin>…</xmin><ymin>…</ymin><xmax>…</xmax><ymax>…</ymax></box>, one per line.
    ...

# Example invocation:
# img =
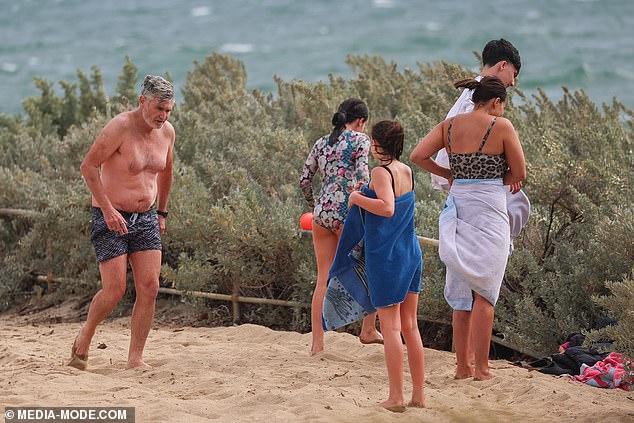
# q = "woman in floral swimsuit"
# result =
<box><xmin>300</xmin><ymin>98</ymin><xmax>382</xmax><ymax>356</ymax></box>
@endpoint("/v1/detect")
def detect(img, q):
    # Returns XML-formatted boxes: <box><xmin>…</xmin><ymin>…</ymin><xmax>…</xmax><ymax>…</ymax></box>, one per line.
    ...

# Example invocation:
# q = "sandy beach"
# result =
<box><xmin>1</xmin><ymin>304</ymin><xmax>632</xmax><ymax>423</ymax></box>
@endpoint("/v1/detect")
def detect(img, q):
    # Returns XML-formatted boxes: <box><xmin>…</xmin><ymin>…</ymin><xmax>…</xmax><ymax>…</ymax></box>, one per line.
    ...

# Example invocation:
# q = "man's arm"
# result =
<box><xmin>156</xmin><ymin>123</ymin><xmax>175</xmax><ymax>234</ymax></box>
<box><xmin>80</xmin><ymin>117</ymin><xmax>128</xmax><ymax>234</ymax></box>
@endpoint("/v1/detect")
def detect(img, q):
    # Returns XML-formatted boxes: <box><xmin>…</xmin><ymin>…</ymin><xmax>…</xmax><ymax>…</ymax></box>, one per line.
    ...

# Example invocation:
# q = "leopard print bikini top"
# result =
<box><xmin>447</xmin><ymin>117</ymin><xmax>507</xmax><ymax>180</ymax></box>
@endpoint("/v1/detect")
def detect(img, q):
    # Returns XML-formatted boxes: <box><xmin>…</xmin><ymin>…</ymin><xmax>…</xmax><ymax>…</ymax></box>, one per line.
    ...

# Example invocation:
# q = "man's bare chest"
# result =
<box><xmin>116</xmin><ymin>135</ymin><xmax>169</xmax><ymax>175</ymax></box>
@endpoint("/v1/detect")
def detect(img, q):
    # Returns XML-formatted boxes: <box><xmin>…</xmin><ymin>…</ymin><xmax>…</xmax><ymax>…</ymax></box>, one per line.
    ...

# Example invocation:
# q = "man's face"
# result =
<box><xmin>141</xmin><ymin>96</ymin><xmax>175</xmax><ymax>129</ymax></box>
<box><xmin>495</xmin><ymin>62</ymin><xmax>519</xmax><ymax>88</ymax></box>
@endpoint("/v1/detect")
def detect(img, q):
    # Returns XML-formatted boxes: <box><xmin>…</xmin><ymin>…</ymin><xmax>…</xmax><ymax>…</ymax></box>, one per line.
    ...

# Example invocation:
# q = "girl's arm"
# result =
<box><xmin>299</xmin><ymin>143</ymin><xmax>319</xmax><ymax>208</ymax></box>
<box><xmin>409</xmin><ymin>122</ymin><xmax>452</xmax><ymax>180</ymax></box>
<box><xmin>348</xmin><ymin>167</ymin><xmax>395</xmax><ymax>217</ymax></box>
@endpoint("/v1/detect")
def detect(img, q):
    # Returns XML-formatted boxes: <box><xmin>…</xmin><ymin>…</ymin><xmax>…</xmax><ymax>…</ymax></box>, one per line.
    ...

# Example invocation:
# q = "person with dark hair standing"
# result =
<box><xmin>300</xmin><ymin>99</ymin><xmax>381</xmax><ymax>356</ymax></box>
<box><xmin>410</xmin><ymin>77</ymin><xmax>526</xmax><ymax>380</ymax></box>
<box><xmin>69</xmin><ymin>75</ymin><xmax>175</xmax><ymax>370</ymax></box>
<box><xmin>426</xmin><ymin>38</ymin><xmax>529</xmax><ymax>377</ymax></box>
<box><xmin>348</xmin><ymin>120</ymin><xmax>425</xmax><ymax>411</ymax></box>
<box><xmin>432</xmin><ymin>38</ymin><xmax>521</xmax><ymax>192</ymax></box>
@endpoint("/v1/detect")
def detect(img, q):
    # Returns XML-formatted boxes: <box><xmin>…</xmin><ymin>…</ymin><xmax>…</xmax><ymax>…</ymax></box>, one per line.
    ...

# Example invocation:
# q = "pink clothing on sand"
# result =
<box><xmin>574</xmin><ymin>352</ymin><xmax>631</xmax><ymax>390</ymax></box>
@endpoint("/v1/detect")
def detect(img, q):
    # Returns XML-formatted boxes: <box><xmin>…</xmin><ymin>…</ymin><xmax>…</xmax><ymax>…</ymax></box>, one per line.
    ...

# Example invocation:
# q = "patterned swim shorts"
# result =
<box><xmin>90</xmin><ymin>207</ymin><xmax>162</xmax><ymax>263</ymax></box>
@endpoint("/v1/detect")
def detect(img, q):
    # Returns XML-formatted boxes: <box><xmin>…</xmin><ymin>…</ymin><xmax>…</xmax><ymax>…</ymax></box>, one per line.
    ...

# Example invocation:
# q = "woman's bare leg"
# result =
<box><xmin>310</xmin><ymin>223</ymin><xmax>339</xmax><ymax>355</ymax></box>
<box><xmin>471</xmin><ymin>292</ymin><xmax>495</xmax><ymax>380</ymax></box>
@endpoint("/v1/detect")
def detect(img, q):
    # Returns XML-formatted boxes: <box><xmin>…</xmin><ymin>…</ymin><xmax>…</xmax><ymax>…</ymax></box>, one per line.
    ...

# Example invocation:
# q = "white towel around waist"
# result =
<box><xmin>439</xmin><ymin>179</ymin><xmax>510</xmax><ymax>310</ymax></box>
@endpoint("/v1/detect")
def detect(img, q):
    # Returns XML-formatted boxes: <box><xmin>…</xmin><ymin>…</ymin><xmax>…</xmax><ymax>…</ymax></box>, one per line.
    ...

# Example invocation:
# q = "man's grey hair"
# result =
<box><xmin>140</xmin><ymin>75</ymin><xmax>174</xmax><ymax>101</ymax></box>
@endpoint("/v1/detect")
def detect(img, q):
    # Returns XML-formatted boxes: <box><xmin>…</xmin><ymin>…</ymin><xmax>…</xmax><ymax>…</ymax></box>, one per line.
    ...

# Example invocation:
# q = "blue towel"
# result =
<box><xmin>322</xmin><ymin>185</ymin><xmax>422</xmax><ymax>331</ymax></box>
<box><xmin>322</xmin><ymin>202</ymin><xmax>375</xmax><ymax>331</ymax></box>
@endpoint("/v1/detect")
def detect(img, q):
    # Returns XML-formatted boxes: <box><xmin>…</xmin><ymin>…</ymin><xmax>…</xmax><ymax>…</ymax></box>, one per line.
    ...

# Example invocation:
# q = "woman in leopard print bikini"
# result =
<box><xmin>410</xmin><ymin>76</ymin><xmax>526</xmax><ymax>381</ymax></box>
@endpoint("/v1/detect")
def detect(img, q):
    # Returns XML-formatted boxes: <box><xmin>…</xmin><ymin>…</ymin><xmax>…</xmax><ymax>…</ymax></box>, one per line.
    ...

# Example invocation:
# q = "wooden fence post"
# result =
<box><xmin>231</xmin><ymin>280</ymin><xmax>241</xmax><ymax>324</ymax></box>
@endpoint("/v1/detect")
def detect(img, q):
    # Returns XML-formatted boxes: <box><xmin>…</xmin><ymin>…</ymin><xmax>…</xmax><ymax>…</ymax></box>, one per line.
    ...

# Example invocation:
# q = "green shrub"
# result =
<box><xmin>586</xmin><ymin>275</ymin><xmax>634</xmax><ymax>358</ymax></box>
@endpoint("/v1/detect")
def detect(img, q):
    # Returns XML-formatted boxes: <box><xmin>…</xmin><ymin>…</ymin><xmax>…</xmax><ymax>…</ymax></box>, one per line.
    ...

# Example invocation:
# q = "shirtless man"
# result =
<box><xmin>69</xmin><ymin>75</ymin><xmax>175</xmax><ymax>370</ymax></box>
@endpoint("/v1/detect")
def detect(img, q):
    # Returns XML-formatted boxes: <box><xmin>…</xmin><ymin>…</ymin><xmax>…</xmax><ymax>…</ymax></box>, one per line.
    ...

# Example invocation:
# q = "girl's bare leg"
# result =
<box><xmin>400</xmin><ymin>293</ymin><xmax>425</xmax><ymax>407</ymax></box>
<box><xmin>377</xmin><ymin>305</ymin><xmax>406</xmax><ymax>412</ymax></box>
<box><xmin>310</xmin><ymin>223</ymin><xmax>339</xmax><ymax>356</ymax></box>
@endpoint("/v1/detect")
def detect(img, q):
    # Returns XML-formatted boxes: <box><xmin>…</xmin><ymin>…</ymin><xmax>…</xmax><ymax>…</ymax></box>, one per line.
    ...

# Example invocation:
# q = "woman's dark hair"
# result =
<box><xmin>454</xmin><ymin>76</ymin><xmax>507</xmax><ymax>104</ymax></box>
<box><xmin>371</xmin><ymin>120</ymin><xmax>404</xmax><ymax>162</ymax></box>
<box><xmin>328</xmin><ymin>98</ymin><xmax>369</xmax><ymax>145</ymax></box>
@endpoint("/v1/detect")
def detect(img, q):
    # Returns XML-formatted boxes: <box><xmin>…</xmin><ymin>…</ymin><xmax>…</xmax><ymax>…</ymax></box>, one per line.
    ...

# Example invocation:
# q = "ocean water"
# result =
<box><xmin>1</xmin><ymin>0</ymin><xmax>633</xmax><ymax>115</ymax></box>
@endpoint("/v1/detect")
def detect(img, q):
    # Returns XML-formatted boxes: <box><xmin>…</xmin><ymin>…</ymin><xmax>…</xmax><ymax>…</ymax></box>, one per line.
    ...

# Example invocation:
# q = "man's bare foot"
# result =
<box><xmin>454</xmin><ymin>365</ymin><xmax>474</xmax><ymax>379</ymax></box>
<box><xmin>380</xmin><ymin>400</ymin><xmax>406</xmax><ymax>413</ymax></box>
<box><xmin>68</xmin><ymin>327</ymin><xmax>89</xmax><ymax>370</ymax></box>
<box><xmin>474</xmin><ymin>370</ymin><xmax>495</xmax><ymax>381</ymax></box>
<box><xmin>126</xmin><ymin>360</ymin><xmax>152</xmax><ymax>370</ymax></box>
<box><xmin>68</xmin><ymin>340</ymin><xmax>88</xmax><ymax>370</ymax></box>
<box><xmin>359</xmin><ymin>330</ymin><xmax>384</xmax><ymax>345</ymax></box>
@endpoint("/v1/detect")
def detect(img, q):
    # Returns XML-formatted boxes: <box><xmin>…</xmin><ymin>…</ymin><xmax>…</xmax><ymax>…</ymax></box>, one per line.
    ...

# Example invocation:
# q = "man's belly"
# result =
<box><xmin>95</xmin><ymin>174</ymin><xmax>158</xmax><ymax>212</ymax></box>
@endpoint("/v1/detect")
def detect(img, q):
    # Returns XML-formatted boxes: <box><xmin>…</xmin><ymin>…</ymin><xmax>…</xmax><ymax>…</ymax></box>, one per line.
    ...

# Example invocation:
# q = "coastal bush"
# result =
<box><xmin>586</xmin><ymin>275</ymin><xmax>634</xmax><ymax>358</ymax></box>
<box><xmin>586</xmin><ymin>274</ymin><xmax>634</xmax><ymax>388</ymax></box>
<box><xmin>0</xmin><ymin>53</ymin><xmax>632</xmax><ymax>356</ymax></box>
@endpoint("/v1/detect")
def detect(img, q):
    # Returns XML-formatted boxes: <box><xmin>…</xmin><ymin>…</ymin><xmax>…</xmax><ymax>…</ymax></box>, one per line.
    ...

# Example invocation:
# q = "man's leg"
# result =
<box><xmin>127</xmin><ymin>250</ymin><xmax>161</xmax><ymax>369</ymax></box>
<box><xmin>71</xmin><ymin>255</ymin><xmax>128</xmax><ymax>367</ymax></box>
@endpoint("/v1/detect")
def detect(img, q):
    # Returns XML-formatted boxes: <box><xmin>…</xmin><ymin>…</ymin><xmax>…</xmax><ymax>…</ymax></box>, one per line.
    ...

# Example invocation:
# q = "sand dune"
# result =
<box><xmin>0</xmin><ymin>315</ymin><xmax>632</xmax><ymax>422</ymax></box>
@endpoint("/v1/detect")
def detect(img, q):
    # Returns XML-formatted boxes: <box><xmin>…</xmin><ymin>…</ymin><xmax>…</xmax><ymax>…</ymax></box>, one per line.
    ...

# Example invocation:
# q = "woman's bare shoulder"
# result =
<box><xmin>494</xmin><ymin>116</ymin><xmax>515</xmax><ymax>130</ymax></box>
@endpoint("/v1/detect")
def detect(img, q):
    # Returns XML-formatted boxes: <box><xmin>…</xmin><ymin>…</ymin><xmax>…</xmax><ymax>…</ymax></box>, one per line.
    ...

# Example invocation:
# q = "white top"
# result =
<box><xmin>431</xmin><ymin>76</ymin><xmax>480</xmax><ymax>191</ymax></box>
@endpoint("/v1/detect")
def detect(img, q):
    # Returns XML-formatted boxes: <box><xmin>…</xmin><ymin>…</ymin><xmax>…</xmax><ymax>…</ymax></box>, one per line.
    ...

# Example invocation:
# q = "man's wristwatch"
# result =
<box><xmin>157</xmin><ymin>210</ymin><xmax>169</xmax><ymax>218</ymax></box>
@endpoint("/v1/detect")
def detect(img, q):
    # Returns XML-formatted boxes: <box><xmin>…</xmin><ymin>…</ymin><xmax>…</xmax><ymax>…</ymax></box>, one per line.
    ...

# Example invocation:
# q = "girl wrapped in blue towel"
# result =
<box><xmin>348</xmin><ymin>120</ymin><xmax>425</xmax><ymax>412</ymax></box>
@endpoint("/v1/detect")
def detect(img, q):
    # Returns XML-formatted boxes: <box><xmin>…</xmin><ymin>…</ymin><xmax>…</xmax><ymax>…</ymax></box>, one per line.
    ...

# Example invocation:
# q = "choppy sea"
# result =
<box><xmin>1</xmin><ymin>0</ymin><xmax>633</xmax><ymax>115</ymax></box>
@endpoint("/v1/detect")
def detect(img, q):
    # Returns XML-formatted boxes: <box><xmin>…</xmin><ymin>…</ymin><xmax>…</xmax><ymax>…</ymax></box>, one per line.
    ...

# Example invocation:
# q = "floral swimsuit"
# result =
<box><xmin>300</xmin><ymin>130</ymin><xmax>370</xmax><ymax>232</ymax></box>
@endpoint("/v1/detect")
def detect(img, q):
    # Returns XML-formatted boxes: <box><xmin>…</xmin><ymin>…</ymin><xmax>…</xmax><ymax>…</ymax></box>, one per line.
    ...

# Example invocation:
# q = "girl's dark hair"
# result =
<box><xmin>371</xmin><ymin>120</ymin><xmax>404</xmax><ymax>162</ymax></box>
<box><xmin>328</xmin><ymin>98</ymin><xmax>369</xmax><ymax>145</ymax></box>
<box><xmin>454</xmin><ymin>76</ymin><xmax>507</xmax><ymax>104</ymax></box>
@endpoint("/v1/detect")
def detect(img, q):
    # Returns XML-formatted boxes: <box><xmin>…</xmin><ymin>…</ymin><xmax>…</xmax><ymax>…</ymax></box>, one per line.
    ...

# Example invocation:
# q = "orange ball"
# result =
<box><xmin>300</xmin><ymin>212</ymin><xmax>313</xmax><ymax>231</ymax></box>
